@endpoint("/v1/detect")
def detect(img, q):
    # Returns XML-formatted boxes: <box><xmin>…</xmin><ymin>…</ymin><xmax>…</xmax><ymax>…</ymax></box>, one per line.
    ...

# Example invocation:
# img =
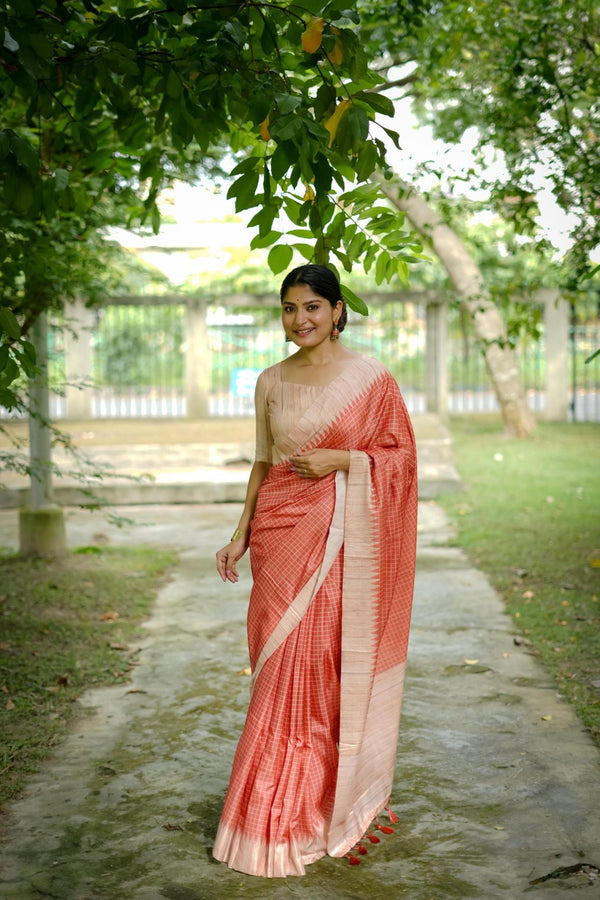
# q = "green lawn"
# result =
<box><xmin>438</xmin><ymin>416</ymin><xmax>600</xmax><ymax>744</ymax></box>
<box><xmin>0</xmin><ymin>545</ymin><xmax>176</xmax><ymax>807</ymax></box>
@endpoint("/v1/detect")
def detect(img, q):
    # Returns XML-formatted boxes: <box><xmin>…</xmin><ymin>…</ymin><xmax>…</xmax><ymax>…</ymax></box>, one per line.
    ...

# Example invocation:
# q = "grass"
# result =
<box><xmin>438</xmin><ymin>416</ymin><xmax>600</xmax><ymax>744</ymax></box>
<box><xmin>0</xmin><ymin>545</ymin><xmax>176</xmax><ymax>807</ymax></box>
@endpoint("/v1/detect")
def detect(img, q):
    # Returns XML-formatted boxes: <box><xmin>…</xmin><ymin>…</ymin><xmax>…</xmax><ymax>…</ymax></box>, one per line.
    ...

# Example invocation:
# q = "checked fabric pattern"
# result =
<box><xmin>213</xmin><ymin>356</ymin><xmax>418</xmax><ymax>877</ymax></box>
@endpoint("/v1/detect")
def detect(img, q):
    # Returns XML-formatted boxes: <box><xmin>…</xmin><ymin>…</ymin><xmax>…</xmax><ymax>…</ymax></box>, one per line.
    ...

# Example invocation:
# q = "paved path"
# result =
<box><xmin>0</xmin><ymin>503</ymin><xmax>599</xmax><ymax>900</ymax></box>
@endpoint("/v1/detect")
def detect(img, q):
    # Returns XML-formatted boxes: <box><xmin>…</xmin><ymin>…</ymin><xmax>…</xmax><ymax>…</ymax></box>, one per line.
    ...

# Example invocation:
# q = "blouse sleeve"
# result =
<box><xmin>254</xmin><ymin>371</ymin><xmax>273</xmax><ymax>464</ymax></box>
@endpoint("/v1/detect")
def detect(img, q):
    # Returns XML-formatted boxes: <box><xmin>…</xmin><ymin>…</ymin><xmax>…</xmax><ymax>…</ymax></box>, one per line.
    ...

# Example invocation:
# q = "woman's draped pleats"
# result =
<box><xmin>212</xmin><ymin>554</ymin><xmax>343</xmax><ymax>877</ymax></box>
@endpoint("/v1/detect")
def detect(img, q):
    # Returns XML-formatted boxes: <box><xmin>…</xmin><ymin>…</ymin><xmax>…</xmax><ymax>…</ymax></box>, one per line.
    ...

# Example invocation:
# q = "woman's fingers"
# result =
<box><xmin>216</xmin><ymin>547</ymin><xmax>240</xmax><ymax>582</ymax></box>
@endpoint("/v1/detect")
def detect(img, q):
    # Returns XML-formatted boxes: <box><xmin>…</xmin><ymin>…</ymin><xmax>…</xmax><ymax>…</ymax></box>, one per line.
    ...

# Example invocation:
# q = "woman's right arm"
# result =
<box><xmin>215</xmin><ymin>459</ymin><xmax>270</xmax><ymax>583</ymax></box>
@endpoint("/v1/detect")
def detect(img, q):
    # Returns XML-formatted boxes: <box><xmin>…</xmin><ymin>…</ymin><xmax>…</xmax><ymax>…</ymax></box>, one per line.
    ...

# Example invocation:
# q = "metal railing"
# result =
<box><xmin>2</xmin><ymin>295</ymin><xmax>598</xmax><ymax>421</ymax></box>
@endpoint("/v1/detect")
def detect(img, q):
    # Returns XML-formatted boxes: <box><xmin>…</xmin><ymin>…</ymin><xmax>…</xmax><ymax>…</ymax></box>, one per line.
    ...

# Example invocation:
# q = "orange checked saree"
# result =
<box><xmin>212</xmin><ymin>356</ymin><xmax>418</xmax><ymax>877</ymax></box>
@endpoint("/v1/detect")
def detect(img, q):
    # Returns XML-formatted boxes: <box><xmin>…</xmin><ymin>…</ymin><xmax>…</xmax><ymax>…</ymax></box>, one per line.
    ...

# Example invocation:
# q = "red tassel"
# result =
<box><xmin>378</xmin><ymin>824</ymin><xmax>395</xmax><ymax>835</ymax></box>
<box><xmin>367</xmin><ymin>833</ymin><xmax>381</xmax><ymax>844</ymax></box>
<box><xmin>386</xmin><ymin>803</ymin><xmax>400</xmax><ymax>824</ymax></box>
<box><xmin>346</xmin><ymin>853</ymin><xmax>361</xmax><ymax>866</ymax></box>
<box><xmin>356</xmin><ymin>842</ymin><xmax>368</xmax><ymax>855</ymax></box>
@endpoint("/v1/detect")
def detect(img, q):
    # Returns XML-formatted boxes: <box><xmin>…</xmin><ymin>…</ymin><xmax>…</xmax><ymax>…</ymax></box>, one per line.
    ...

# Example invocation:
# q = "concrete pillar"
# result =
<box><xmin>185</xmin><ymin>298</ymin><xmax>210</xmax><ymax>418</ymax></box>
<box><xmin>20</xmin><ymin>312</ymin><xmax>67</xmax><ymax>557</ymax></box>
<box><xmin>64</xmin><ymin>299</ymin><xmax>95</xmax><ymax>419</ymax></box>
<box><xmin>425</xmin><ymin>300</ymin><xmax>448</xmax><ymax>413</ymax></box>
<box><xmin>544</xmin><ymin>292</ymin><xmax>569</xmax><ymax>421</ymax></box>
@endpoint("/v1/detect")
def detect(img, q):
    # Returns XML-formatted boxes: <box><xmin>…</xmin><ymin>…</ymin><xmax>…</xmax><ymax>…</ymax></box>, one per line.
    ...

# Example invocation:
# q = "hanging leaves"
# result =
<box><xmin>302</xmin><ymin>17</ymin><xmax>324</xmax><ymax>53</ymax></box>
<box><xmin>325</xmin><ymin>98</ymin><xmax>352</xmax><ymax>147</ymax></box>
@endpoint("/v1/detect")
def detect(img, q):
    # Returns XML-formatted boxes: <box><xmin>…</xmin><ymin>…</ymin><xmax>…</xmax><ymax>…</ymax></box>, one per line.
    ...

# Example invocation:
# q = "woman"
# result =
<box><xmin>213</xmin><ymin>264</ymin><xmax>418</xmax><ymax>877</ymax></box>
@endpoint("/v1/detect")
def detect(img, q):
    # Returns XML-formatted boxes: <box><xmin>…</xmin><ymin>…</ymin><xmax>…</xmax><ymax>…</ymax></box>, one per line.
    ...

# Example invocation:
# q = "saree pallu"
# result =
<box><xmin>213</xmin><ymin>357</ymin><xmax>418</xmax><ymax>877</ymax></box>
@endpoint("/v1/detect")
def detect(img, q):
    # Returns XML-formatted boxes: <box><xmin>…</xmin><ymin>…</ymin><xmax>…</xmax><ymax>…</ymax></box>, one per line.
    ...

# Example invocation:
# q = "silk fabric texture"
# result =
<box><xmin>213</xmin><ymin>356</ymin><xmax>418</xmax><ymax>877</ymax></box>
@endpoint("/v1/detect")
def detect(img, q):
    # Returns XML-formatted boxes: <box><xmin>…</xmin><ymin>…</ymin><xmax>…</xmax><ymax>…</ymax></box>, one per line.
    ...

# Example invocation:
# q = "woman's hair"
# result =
<box><xmin>279</xmin><ymin>264</ymin><xmax>348</xmax><ymax>333</ymax></box>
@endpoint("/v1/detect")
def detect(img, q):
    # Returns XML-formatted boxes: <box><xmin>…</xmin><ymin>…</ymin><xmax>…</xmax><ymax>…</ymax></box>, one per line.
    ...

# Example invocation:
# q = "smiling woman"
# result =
<box><xmin>213</xmin><ymin>264</ymin><xmax>418</xmax><ymax>877</ymax></box>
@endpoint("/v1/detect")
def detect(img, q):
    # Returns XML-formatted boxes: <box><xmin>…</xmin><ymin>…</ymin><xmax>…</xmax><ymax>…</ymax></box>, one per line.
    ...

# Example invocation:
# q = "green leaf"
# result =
<box><xmin>354</xmin><ymin>90</ymin><xmax>395</xmax><ymax>117</ymax></box>
<box><xmin>356</xmin><ymin>141</ymin><xmax>378</xmax><ymax>180</ymax></box>
<box><xmin>10</xmin><ymin>133</ymin><xmax>38</xmax><ymax>173</ymax></box>
<box><xmin>270</xmin><ymin>115</ymin><xmax>302</xmax><ymax>141</ymax></box>
<box><xmin>270</xmin><ymin>141</ymin><xmax>295</xmax><ymax>180</ymax></box>
<box><xmin>227</xmin><ymin>171</ymin><xmax>260</xmax><ymax>212</ymax></box>
<box><xmin>54</xmin><ymin>169</ymin><xmax>69</xmax><ymax>191</ymax></box>
<box><xmin>585</xmin><ymin>347</ymin><xmax>600</xmax><ymax>364</ymax></box>
<box><xmin>275</xmin><ymin>93</ymin><xmax>302</xmax><ymax>115</ymax></box>
<box><xmin>0</xmin><ymin>345</ymin><xmax>9</xmax><ymax>372</ymax></box>
<box><xmin>1</xmin><ymin>357</ymin><xmax>19</xmax><ymax>387</ymax></box>
<box><xmin>151</xmin><ymin>204</ymin><xmax>161</xmax><ymax>234</ymax></box>
<box><xmin>0</xmin><ymin>388</ymin><xmax>18</xmax><ymax>411</ymax></box>
<box><xmin>396</xmin><ymin>259</ymin><xmax>410</xmax><ymax>285</ymax></box>
<box><xmin>268</xmin><ymin>244</ymin><xmax>293</xmax><ymax>275</ymax></box>
<box><xmin>0</xmin><ymin>131</ymin><xmax>10</xmax><ymax>160</ymax></box>
<box><xmin>248</xmin><ymin>205</ymin><xmax>278</xmax><ymax>236</ymax></box>
<box><xmin>375</xmin><ymin>250</ymin><xmax>389</xmax><ymax>285</ymax></box>
<box><xmin>340</xmin><ymin>284</ymin><xmax>369</xmax><ymax>316</ymax></box>
<box><xmin>166</xmin><ymin>68</ymin><xmax>182</xmax><ymax>99</ymax></box>
<box><xmin>260</xmin><ymin>13</ymin><xmax>278</xmax><ymax>54</ymax></box>
<box><xmin>230</xmin><ymin>155</ymin><xmax>261</xmax><ymax>176</ymax></box>
<box><xmin>20</xmin><ymin>340</ymin><xmax>36</xmax><ymax>364</ymax></box>
<box><xmin>250</xmin><ymin>230</ymin><xmax>282</xmax><ymax>250</ymax></box>
<box><xmin>293</xmin><ymin>243</ymin><xmax>314</xmax><ymax>260</ymax></box>
<box><xmin>0</xmin><ymin>308</ymin><xmax>22</xmax><ymax>341</ymax></box>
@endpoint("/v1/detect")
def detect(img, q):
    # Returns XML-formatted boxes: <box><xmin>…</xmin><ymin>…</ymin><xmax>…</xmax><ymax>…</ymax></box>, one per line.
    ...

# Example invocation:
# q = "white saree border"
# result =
<box><xmin>327</xmin><ymin>450</ymin><xmax>406</xmax><ymax>858</ymax></box>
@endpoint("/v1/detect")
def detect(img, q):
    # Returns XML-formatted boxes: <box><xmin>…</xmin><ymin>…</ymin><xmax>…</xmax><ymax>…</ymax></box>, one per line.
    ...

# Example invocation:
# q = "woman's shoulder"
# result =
<box><xmin>256</xmin><ymin>361</ymin><xmax>283</xmax><ymax>390</ymax></box>
<box><xmin>349</xmin><ymin>353</ymin><xmax>391</xmax><ymax>381</ymax></box>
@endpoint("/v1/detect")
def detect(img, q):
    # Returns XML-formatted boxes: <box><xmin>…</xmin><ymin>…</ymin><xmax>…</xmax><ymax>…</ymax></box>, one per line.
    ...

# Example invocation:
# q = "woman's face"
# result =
<box><xmin>281</xmin><ymin>284</ymin><xmax>342</xmax><ymax>348</ymax></box>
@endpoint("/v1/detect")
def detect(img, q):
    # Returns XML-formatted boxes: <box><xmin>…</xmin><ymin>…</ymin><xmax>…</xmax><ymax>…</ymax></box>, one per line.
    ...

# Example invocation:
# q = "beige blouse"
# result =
<box><xmin>255</xmin><ymin>362</ymin><xmax>327</xmax><ymax>465</ymax></box>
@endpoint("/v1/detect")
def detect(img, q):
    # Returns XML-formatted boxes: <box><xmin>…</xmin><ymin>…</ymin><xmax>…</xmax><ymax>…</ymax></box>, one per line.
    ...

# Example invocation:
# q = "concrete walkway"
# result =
<box><xmin>0</xmin><ymin>501</ymin><xmax>599</xmax><ymax>900</ymax></box>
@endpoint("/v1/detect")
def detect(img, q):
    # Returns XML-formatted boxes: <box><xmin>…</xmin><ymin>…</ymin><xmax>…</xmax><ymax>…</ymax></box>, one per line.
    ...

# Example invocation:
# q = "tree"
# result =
<box><xmin>361</xmin><ymin>0</ymin><xmax>600</xmax><ymax>280</ymax></box>
<box><xmin>354</xmin><ymin>0</ymin><xmax>600</xmax><ymax>434</ymax></box>
<box><xmin>375</xmin><ymin>176</ymin><xmax>535</xmax><ymax>436</ymax></box>
<box><xmin>0</xmin><ymin>0</ymin><xmax>424</xmax><ymax>407</ymax></box>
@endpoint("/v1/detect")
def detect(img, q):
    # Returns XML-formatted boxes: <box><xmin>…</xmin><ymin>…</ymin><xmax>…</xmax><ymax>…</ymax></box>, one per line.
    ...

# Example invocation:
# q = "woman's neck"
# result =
<box><xmin>294</xmin><ymin>342</ymin><xmax>347</xmax><ymax>367</ymax></box>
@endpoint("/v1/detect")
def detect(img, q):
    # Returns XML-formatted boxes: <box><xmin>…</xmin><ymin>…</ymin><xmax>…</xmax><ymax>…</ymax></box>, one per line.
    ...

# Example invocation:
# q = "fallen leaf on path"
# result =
<box><xmin>97</xmin><ymin>765</ymin><xmax>117</xmax><ymax>776</ymax></box>
<box><xmin>590</xmin><ymin>679</ymin><xmax>600</xmax><ymax>689</ymax></box>
<box><xmin>125</xmin><ymin>688</ymin><xmax>147</xmax><ymax>694</ymax></box>
<box><xmin>0</xmin><ymin>643</ymin><xmax>10</xmax><ymax>651</ymax></box>
<box><xmin>44</xmin><ymin>686</ymin><xmax>60</xmax><ymax>693</ymax></box>
<box><xmin>237</xmin><ymin>667</ymin><xmax>252</xmax><ymax>676</ymax></box>
<box><xmin>163</xmin><ymin>823</ymin><xmax>184</xmax><ymax>832</ymax></box>
<box><xmin>522</xmin><ymin>590</ymin><xmax>535</xmax><ymax>599</ymax></box>
<box><xmin>1</xmin><ymin>684</ymin><xmax>7</xmax><ymax>693</ymax></box>
<box><xmin>463</xmin><ymin>658</ymin><xmax>480</xmax><ymax>665</ymax></box>
<box><xmin>5</xmin><ymin>699</ymin><xmax>15</xmax><ymax>710</ymax></box>
<box><xmin>57</xmin><ymin>675</ymin><xmax>69</xmax><ymax>686</ymax></box>
<box><xmin>101</xmin><ymin>611</ymin><xmax>119</xmax><ymax>621</ymax></box>
<box><xmin>541</xmin><ymin>715</ymin><xmax>552</xmax><ymax>721</ymax></box>
<box><xmin>109</xmin><ymin>642</ymin><xmax>130</xmax><ymax>651</ymax></box>
<box><xmin>494</xmin><ymin>826</ymin><xmax>505</xmax><ymax>831</ymax></box>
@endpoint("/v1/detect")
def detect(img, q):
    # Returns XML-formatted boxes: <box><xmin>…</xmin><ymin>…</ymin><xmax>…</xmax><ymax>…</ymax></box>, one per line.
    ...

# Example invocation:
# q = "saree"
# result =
<box><xmin>212</xmin><ymin>355</ymin><xmax>418</xmax><ymax>877</ymax></box>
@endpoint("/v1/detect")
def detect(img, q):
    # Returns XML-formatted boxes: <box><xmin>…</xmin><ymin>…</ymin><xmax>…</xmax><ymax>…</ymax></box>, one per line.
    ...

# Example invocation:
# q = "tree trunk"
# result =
<box><xmin>375</xmin><ymin>176</ymin><xmax>535</xmax><ymax>437</ymax></box>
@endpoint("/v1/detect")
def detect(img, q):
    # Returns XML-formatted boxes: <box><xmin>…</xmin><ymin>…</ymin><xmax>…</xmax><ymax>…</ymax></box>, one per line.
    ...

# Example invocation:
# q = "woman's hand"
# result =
<box><xmin>290</xmin><ymin>448</ymin><xmax>350</xmax><ymax>479</ymax></box>
<box><xmin>216</xmin><ymin>536</ymin><xmax>248</xmax><ymax>583</ymax></box>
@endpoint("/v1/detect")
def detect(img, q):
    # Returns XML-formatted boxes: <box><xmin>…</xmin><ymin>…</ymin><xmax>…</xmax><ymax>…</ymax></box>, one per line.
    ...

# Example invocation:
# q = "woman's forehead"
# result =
<box><xmin>281</xmin><ymin>285</ymin><xmax>324</xmax><ymax>304</ymax></box>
